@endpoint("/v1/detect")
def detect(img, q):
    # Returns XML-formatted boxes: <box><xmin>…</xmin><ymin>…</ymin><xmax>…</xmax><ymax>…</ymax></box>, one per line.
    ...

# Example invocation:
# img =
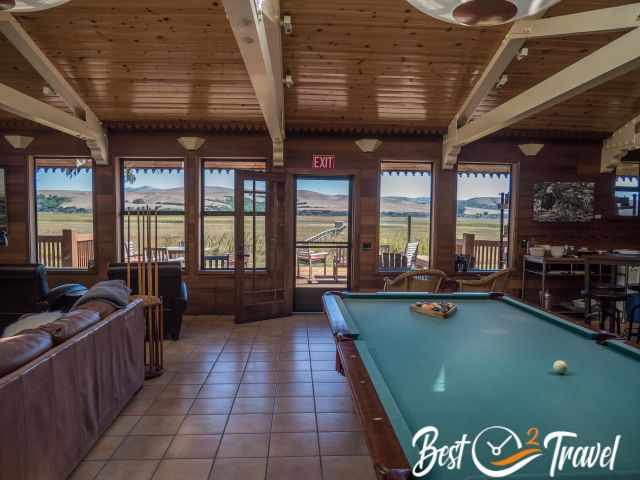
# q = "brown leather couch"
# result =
<box><xmin>108</xmin><ymin>262</ymin><xmax>188</xmax><ymax>340</ymax></box>
<box><xmin>0</xmin><ymin>298</ymin><xmax>145</xmax><ymax>480</ymax></box>
<box><xmin>0</xmin><ymin>264</ymin><xmax>88</xmax><ymax>333</ymax></box>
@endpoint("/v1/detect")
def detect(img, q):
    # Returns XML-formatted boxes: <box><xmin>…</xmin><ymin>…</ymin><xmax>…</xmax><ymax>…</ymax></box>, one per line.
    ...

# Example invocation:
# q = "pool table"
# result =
<box><xmin>323</xmin><ymin>292</ymin><xmax>640</xmax><ymax>480</ymax></box>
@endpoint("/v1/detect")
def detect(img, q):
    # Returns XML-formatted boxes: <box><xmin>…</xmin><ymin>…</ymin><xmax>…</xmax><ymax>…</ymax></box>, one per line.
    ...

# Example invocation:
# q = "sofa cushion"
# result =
<box><xmin>2</xmin><ymin>311</ymin><xmax>63</xmax><ymax>338</ymax></box>
<box><xmin>0</xmin><ymin>330</ymin><xmax>53</xmax><ymax>377</ymax></box>
<box><xmin>40</xmin><ymin>310</ymin><xmax>101</xmax><ymax>345</ymax></box>
<box><xmin>73</xmin><ymin>300</ymin><xmax>118</xmax><ymax>320</ymax></box>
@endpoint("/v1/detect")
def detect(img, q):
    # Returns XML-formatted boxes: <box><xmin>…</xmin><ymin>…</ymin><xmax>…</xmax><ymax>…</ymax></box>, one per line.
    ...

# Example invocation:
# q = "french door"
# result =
<box><xmin>234</xmin><ymin>171</ymin><xmax>292</xmax><ymax>323</ymax></box>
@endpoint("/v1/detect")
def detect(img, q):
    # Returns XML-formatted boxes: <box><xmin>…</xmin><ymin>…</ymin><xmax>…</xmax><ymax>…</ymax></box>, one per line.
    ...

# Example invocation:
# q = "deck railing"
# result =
<box><xmin>456</xmin><ymin>233</ymin><xmax>505</xmax><ymax>271</ymax></box>
<box><xmin>38</xmin><ymin>230</ymin><xmax>94</xmax><ymax>268</ymax></box>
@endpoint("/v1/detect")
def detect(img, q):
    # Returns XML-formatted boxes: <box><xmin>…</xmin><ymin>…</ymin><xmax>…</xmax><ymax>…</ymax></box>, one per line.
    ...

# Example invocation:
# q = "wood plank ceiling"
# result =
<box><xmin>0</xmin><ymin>0</ymin><xmax>639</xmax><ymax>136</ymax></box>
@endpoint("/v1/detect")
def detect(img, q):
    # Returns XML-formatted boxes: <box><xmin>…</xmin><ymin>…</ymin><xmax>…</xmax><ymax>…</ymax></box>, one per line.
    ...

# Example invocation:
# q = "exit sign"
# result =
<box><xmin>312</xmin><ymin>155</ymin><xmax>336</xmax><ymax>169</ymax></box>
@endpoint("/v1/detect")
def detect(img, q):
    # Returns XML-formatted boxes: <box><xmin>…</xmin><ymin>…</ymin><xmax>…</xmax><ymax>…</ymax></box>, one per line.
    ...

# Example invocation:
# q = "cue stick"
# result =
<box><xmin>137</xmin><ymin>208</ymin><xmax>141</xmax><ymax>296</ymax></box>
<box><xmin>141</xmin><ymin>206</ymin><xmax>146</xmax><ymax>296</ymax></box>
<box><xmin>147</xmin><ymin>204</ymin><xmax>152</xmax><ymax>296</ymax></box>
<box><xmin>155</xmin><ymin>208</ymin><xmax>159</xmax><ymax>297</ymax></box>
<box><xmin>127</xmin><ymin>210</ymin><xmax>131</xmax><ymax>289</ymax></box>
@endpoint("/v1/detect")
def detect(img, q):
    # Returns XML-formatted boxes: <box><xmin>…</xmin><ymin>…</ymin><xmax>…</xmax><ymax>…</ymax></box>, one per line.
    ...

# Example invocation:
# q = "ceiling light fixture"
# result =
<box><xmin>406</xmin><ymin>0</ymin><xmax>561</xmax><ymax>27</ymax></box>
<box><xmin>0</xmin><ymin>0</ymin><xmax>71</xmax><ymax>12</ymax></box>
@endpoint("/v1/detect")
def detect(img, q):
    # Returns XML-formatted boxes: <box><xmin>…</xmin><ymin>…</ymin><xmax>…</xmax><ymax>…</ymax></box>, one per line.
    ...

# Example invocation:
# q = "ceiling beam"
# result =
<box><xmin>602</xmin><ymin>114</ymin><xmax>640</xmax><ymax>172</ymax></box>
<box><xmin>0</xmin><ymin>12</ymin><xmax>108</xmax><ymax>164</ymax></box>
<box><xmin>444</xmin><ymin>4</ymin><xmax>640</xmax><ymax>169</ymax></box>
<box><xmin>222</xmin><ymin>0</ymin><xmax>285</xmax><ymax>166</ymax></box>
<box><xmin>510</xmin><ymin>3</ymin><xmax>640</xmax><ymax>40</ymax></box>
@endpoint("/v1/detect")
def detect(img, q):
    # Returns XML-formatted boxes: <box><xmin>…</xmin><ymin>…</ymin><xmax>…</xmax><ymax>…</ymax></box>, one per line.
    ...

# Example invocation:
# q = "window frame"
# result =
<box><xmin>32</xmin><ymin>156</ymin><xmax>97</xmax><ymax>272</ymax></box>
<box><xmin>119</xmin><ymin>157</ymin><xmax>186</xmax><ymax>267</ymax></box>
<box><xmin>455</xmin><ymin>162</ymin><xmax>514</xmax><ymax>272</ymax></box>
<box><xmin>200</xmin><ymin>158</ymin><xmax>267</xmax><ymax>272</ymax></box>
<box><xmin>614</xmin><ymin>175</ymin><xmax>640</xmax><ymax>218</ymax></box>
<box><xmin>377</xmin><ymin>160</ymin><xmax>434</xmax><ymax>273</ymax></box>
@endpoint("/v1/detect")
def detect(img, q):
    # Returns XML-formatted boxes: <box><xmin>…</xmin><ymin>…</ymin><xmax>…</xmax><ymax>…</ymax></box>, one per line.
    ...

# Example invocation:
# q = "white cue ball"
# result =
<box><xmin>553</xmin><ymin>360</ymin><xmax>568</xmax><ymax>375</ymax></box>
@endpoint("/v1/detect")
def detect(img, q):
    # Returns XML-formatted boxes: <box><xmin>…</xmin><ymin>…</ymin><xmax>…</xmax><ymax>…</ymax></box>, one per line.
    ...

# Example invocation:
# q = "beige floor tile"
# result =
<box><xmin>169</xmin><ymin>373</ymin><xmax>208</xmax><ymax>385</ymax></box>
<box><xmin>266</xmin><ymin>456</ymin><xmax>322</xmax><ymax>480</ymax></box>
<box><xmin>122</xmin><ymin>397</ymin><xmax>154</xmax><ymax>416</ymax></box>
<box><xmin>131</xmin><ymin>416</ymin><xmax>185</xmax><ymax>436</ymax></box>
<box><xmin>276</xmin><ymin>383</ymin><xmax>314</xmax><ymax>397</ymax></box>
<box><xmin>231</xmin><ymin>396</ymin><xmax>275</xmax><ymax>414</ymax></box>
<box><xmin>311</xmin><ymin>361</ymin><xmax>336</xmax><ymax>371</ymax></box>
<box><xmin>236</xmin><ymin>383</ymin><xmax>277</xmax><ymax>397</ymax></box>
<box><xmin>95</xmin><ymin>460</ymin><xmax>159</xmax><ymax>480</ymax></box>
<box><xmin>189</xmin><ymin>398</ymin><xmax>234</xmax><ymax>415</ymax></box>
<box><xmin>210</xmin><ymin>458</ymin><xmax>266</xmax><ymax>480</ymax></box>
<box><xmin>317</xmin><ymin>413</ymin><xmax>362</xmax><ymax>432</ymax></box>
<box><xmin>152</xmin><ymin>459</ymin><xmax>213</xmax><ymax>480</ymax></box>
<box><xmin>199</xmin><ymin>383</ymin><xmax>239</xmax><ymax>398</ymax></box>
<box><xmin>178</xmin><ymin>414</ymin><xmax>227</xmax><ymax>435</ymax></box>
<box><xmin>315</xmin><ymin>397</ymin><xmax>354</xmax><ymax>413</ymax></box>
<box><xmin>275</xmin><ymin>371</ymin><xmax>313</xmax><ymax>383</ymax></box>
<box><xmin>205</xmin><ymin>372</ymin><xmax>244</xmax><ymax>384</ymax></box>
<box><xmin>106</xmin><ymin>416</ymin><xmax>142</xmax><ymax>436</ymax></box>
<box><xmin>269</xmin><ymin>433</ymin><xmax>319</xmax><ymax>457</ymax></box>
<box><xmin>165</xmin><ymin>435</ymin><xmax>221</xmax><ymax>459</ymax></box>
<box><xmin>217</xmin><ymin>433</ymin><xmax>269</xmax><ymax>458</ymax></box>
<box><xmin>321</xmin><ymin>455</ymin><xmax>377</xmax><ymax>480</ymax></box>
<box><xmin>158</xmin><ymin>384</ymin><xmax>202</xmax><ymax>399</ymax></box>
<box><xmin>312</xmin><ymin>371</ymin><xmax>347</xmax><ymax>383</ymax></box>
<box><xmin>271</xmin><ymin>413</ymin><xmax>317</xmax><ymax>433</ymax></box>
<box><xmin>274</xmin><ymin>397</ymin><xmax>315</xmax><ymax>413</ymax></box>
<box><xmin>225</xmin><ymin>414</ymin><xmax>272</xmax><ymax>434</ymax></box>
<box><xmin>241</xmin><ymin>371</ymin><xmax>279</xmax><ymax>383</ymax></box>
<box><xmin>145</xmin><ymin>398</ymin><xmax>194</xmax><ymax>415</ymax></box>
<box><xmin>135</xmin><ymin>385</ymin><xmax>166</xmax><ymax>400</ymax></box>
<box><xmin>69</xmin><ymin>461</ymin><xmax>105</xmax><ymax>480</ymax></box>
<box><xmin>87</xmin><ymin>436</ymin><xmax>125</xmax><ymax>460</ymax></box>
<box><xmin>113</xmin><ymin>436</ymin><xmax>173</xmax><ymax>460</ymax></box>
<box><xmin>318</xmin><ymin>432</ymin><xmax>369</xmax><ymax>456</ymax></box>
<box><xmin>313</xmin><ymin>383</ymin><xmax>351</xmax><ymax>396</ymax></box>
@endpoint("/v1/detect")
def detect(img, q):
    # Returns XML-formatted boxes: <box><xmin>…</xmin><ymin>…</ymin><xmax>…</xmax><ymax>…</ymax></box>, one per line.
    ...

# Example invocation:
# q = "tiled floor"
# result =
<box><xmin>71</xmin><ymin>314</ymin><xmax>376</xmax><ymax>480</ymax></box>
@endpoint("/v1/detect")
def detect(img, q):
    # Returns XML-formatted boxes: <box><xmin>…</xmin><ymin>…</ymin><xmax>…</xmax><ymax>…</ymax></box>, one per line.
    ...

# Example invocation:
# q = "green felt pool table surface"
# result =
<box><xmin>324</xmin><ymin>292</ymin><xmax>640</xmax><ymax>479</ymax></box>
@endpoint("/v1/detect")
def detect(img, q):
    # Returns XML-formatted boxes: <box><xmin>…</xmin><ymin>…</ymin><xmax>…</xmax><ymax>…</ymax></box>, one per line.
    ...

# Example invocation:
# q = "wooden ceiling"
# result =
<box><xmin>0</xmin><ymin>0</ymin><xmax>639</xmax><ymax>136</ymax></box>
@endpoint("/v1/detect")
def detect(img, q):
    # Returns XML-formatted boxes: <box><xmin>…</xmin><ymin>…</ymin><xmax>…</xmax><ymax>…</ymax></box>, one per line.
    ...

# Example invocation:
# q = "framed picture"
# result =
<box><xmin>0</xmin><ymin>168</ymin><xmax>7</xmax><ymax>234</ymax></box>
<box><xmin>533</xmin><ymin>182</ymin><xmax>595</xmax><ymax>222</ymax></box>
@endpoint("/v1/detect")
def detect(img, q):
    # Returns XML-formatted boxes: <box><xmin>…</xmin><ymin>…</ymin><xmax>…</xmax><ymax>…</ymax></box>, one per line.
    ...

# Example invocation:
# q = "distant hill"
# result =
<box><xmin>37</xmin><ymin>187</ymin><xmax>502</xmax><ymax>217</ymax></box>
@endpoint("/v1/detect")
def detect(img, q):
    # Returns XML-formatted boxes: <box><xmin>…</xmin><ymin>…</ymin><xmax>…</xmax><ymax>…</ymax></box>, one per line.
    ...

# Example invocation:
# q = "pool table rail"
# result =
<box><xmin>334</xmin><ymin>338</ymin><xmax>412</xmax><ymax>480</ymax></box>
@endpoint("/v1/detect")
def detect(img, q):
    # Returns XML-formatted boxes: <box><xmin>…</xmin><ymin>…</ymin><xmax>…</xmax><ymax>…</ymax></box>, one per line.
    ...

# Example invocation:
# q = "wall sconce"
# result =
<box><xmin>355</xmin><ymin>138</ymin><xmax>383</xmax><ymax>153</ymax></box>
<box><xmin>518</xmin><ymin>143</ymin><xmax>544</xmax><ymax>157</ymax></box>
<box><xmin>4</xmin><ymin>135</ymin><xmax>34</xmax><ymax>150</ymax></box>
<box><xmin>177</xmin><ymin>137</ymin><xmax>206</xmax><ymax>151</ymax></box>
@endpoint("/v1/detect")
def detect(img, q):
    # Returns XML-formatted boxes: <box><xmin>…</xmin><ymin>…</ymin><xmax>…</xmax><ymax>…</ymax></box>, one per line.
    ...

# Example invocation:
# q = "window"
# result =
<box><xmin>455</xmin><ymin>163</ymin><xmax>512</xmax><ymax>272</ymax></box>
<box><xmin>34</xmin><ymin>157</ymin><xmax>95</xmax><ymax>269</ymax></box>
<box><xmin>379</xmin><ymin>161</ymin><xmax>432</xmax><ymax>271</ymax></box>
<box><xmin>615</xmin><ymin>175</ymin><xmax>639</xmax><ymax>217</ymax></box>
<box><xmin>201</xmin><ymin>159</ymin><xmax>266</xmax><ymax>270</ymax></box>
<box><xmin>121</xmin><ymin>159</ymin><xmax>185</xmax><ymax>265</ymax></box>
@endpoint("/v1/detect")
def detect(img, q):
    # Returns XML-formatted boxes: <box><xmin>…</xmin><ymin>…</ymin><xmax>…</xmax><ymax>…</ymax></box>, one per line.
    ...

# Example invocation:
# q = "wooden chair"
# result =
<box><xmin>333</xmin><ymin>247</ymin><xmax>348</xmax><ymax>282</ymax></box>
<box><xmin>404</xmin><ymin>241</ymin><xmax>420</xmax><ymax>269</ymax></box>
<box><xmin>379</xmin><ymin>240</ymin><xmax>421</xmax><ymax>271</ymax></box>
<box><xmin>457</xmin><ymin>269</ymin><xmax>511</xmax><ymax>293</ymax></box>
<box><xmin>384</xmin><ymin>269</ymin><xmax>447</xmax><ymax>293</ymax></box>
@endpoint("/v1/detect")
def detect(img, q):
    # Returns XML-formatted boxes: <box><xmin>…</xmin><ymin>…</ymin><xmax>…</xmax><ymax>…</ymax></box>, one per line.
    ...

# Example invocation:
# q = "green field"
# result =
<box><xmin>37</xmin><ymin>213</ymin><xmax>502</xmax><ymax>267</ymax></box>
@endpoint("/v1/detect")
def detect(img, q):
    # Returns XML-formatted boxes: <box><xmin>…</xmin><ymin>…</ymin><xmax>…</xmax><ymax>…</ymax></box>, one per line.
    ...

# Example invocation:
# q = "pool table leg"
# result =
<box><xmin>375</xmin><ymin>465</ymin><xmax>413</xmax><ymax>480</ymax></box>
<box><xmin>336</xmin><ymin>348</ymin><xmax>344</xmax><ymax>375</ymax></box>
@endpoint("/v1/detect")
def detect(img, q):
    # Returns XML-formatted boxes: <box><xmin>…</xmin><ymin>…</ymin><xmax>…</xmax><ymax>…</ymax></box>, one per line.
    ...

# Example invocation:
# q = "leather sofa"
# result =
<box><xmin>108</xmin><ymin>262</ymin><xmax>188</xmax><ymax>340</ymax></box>
<box><xmin>0</xmin><ymin>264</ymin><xmax>88</xmax><ymax>333</ymax></box>
<box><xmin>0</xmin><ymin>298</ymin><xmax>145</xmax><ymax>480</ymax></box>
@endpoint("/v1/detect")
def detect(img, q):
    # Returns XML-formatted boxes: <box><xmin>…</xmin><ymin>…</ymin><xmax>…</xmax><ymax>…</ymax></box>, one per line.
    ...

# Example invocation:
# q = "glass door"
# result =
<box><xmin>234</xmin><ymin>170</ymin><xmax>291</xmax><ymax>323</ymax></box>
<box><xmin>294</xmin><ymin>177</ymin><xmax>352</xmax><ymax>312</ymax></box>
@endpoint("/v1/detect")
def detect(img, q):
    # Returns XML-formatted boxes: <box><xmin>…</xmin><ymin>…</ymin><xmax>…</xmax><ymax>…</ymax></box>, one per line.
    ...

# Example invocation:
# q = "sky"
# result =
<box><xmin>37</xmin><ymin>169</ymin><xmax>511</xmax><ymax>200</ymax></box>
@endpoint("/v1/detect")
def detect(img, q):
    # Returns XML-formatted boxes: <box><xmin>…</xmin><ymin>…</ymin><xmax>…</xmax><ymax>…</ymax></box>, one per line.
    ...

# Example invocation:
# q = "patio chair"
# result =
<box><xmin>457</xmin><ymin>269</ymin><xmax>511</xmax><ymax>293</ymax></box>
<box><xmin>333</xmin><ymin>247</ymin><xmax>348</xmax><ymax>282</ymax></box>
<box><xmin>383</xmin><ymin>269</ymin><xmax>447</xmax><ymax>293</ymax></box>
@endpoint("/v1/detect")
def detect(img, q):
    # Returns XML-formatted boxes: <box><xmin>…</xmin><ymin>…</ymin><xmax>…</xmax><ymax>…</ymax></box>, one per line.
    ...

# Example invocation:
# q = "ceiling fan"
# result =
<box><xmin>0</xmin><ymin>0</ymin><xmax>71</xmax><ymax>12</ymax></box>
<box><xmin>406</xmin><ymin>0</ymin><xmax>562</xmax><ymax>26</ymax></box>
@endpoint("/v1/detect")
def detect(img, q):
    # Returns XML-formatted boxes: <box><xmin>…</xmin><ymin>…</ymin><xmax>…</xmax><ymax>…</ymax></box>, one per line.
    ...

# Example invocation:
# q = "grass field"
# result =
<box><xmin>37</xmin><ymin>213</ymin><xmax>503</xmax><ymax>267</ymax></box>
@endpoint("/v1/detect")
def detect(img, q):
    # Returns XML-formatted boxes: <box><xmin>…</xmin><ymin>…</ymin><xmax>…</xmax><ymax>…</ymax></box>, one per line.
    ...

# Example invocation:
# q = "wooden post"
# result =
<box><xmin>462</xmin><ymin>233</ymin><xmax>475</xmax><ymax>256</ymax></box>
<box><xmin>61</xmin><ymin>229</ymin><xmax>79</xmax><ymax>267</ymax></box>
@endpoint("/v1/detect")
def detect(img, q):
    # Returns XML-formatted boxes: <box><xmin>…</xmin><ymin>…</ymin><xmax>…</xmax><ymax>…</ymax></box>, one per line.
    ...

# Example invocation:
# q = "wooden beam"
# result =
<box><xmin>510</xmin><ymin>3</ymin><xmax>640</xmax><ymax>40</ymax></box>
<box><xmin>0</xmin><ymin>12</ymin><xmax>108</xmax><ymax>164</ymax></box>
<box><xmin>602</xmin><ymin>113</ymin><xmax>640</xmax><ymax>172</ymax></box>
<box><xmin>222</xmin><ymin>0</ymin><xmax>285</xmax><ymax>166</ymax></box>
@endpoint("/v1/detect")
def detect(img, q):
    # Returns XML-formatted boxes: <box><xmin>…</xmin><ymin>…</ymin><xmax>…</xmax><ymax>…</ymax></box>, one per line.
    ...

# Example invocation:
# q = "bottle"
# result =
<box><xmin>543</xmin><ymin>290</ymin><xmax>552</xmax><ymax>310</ymax></box>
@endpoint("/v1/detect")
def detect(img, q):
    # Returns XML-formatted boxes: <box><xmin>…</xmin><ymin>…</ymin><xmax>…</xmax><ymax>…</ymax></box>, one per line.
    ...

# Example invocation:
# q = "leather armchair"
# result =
<box><xmin>0</xmin><ymin>264</ymin><xmax>88</xmax><ymax>332</ymax></box>
<box><xmin>108</xmin><ymin>262</ymin><xmax>188</xmax><ymax>340</ymax></box>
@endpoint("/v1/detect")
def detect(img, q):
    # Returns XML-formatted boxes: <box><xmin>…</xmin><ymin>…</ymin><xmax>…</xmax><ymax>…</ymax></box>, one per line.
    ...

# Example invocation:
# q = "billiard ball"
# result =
<box><xmin>553</xmin><ymin>360</ymin><xmax>568</xmax><ymax>375</ymax></box>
